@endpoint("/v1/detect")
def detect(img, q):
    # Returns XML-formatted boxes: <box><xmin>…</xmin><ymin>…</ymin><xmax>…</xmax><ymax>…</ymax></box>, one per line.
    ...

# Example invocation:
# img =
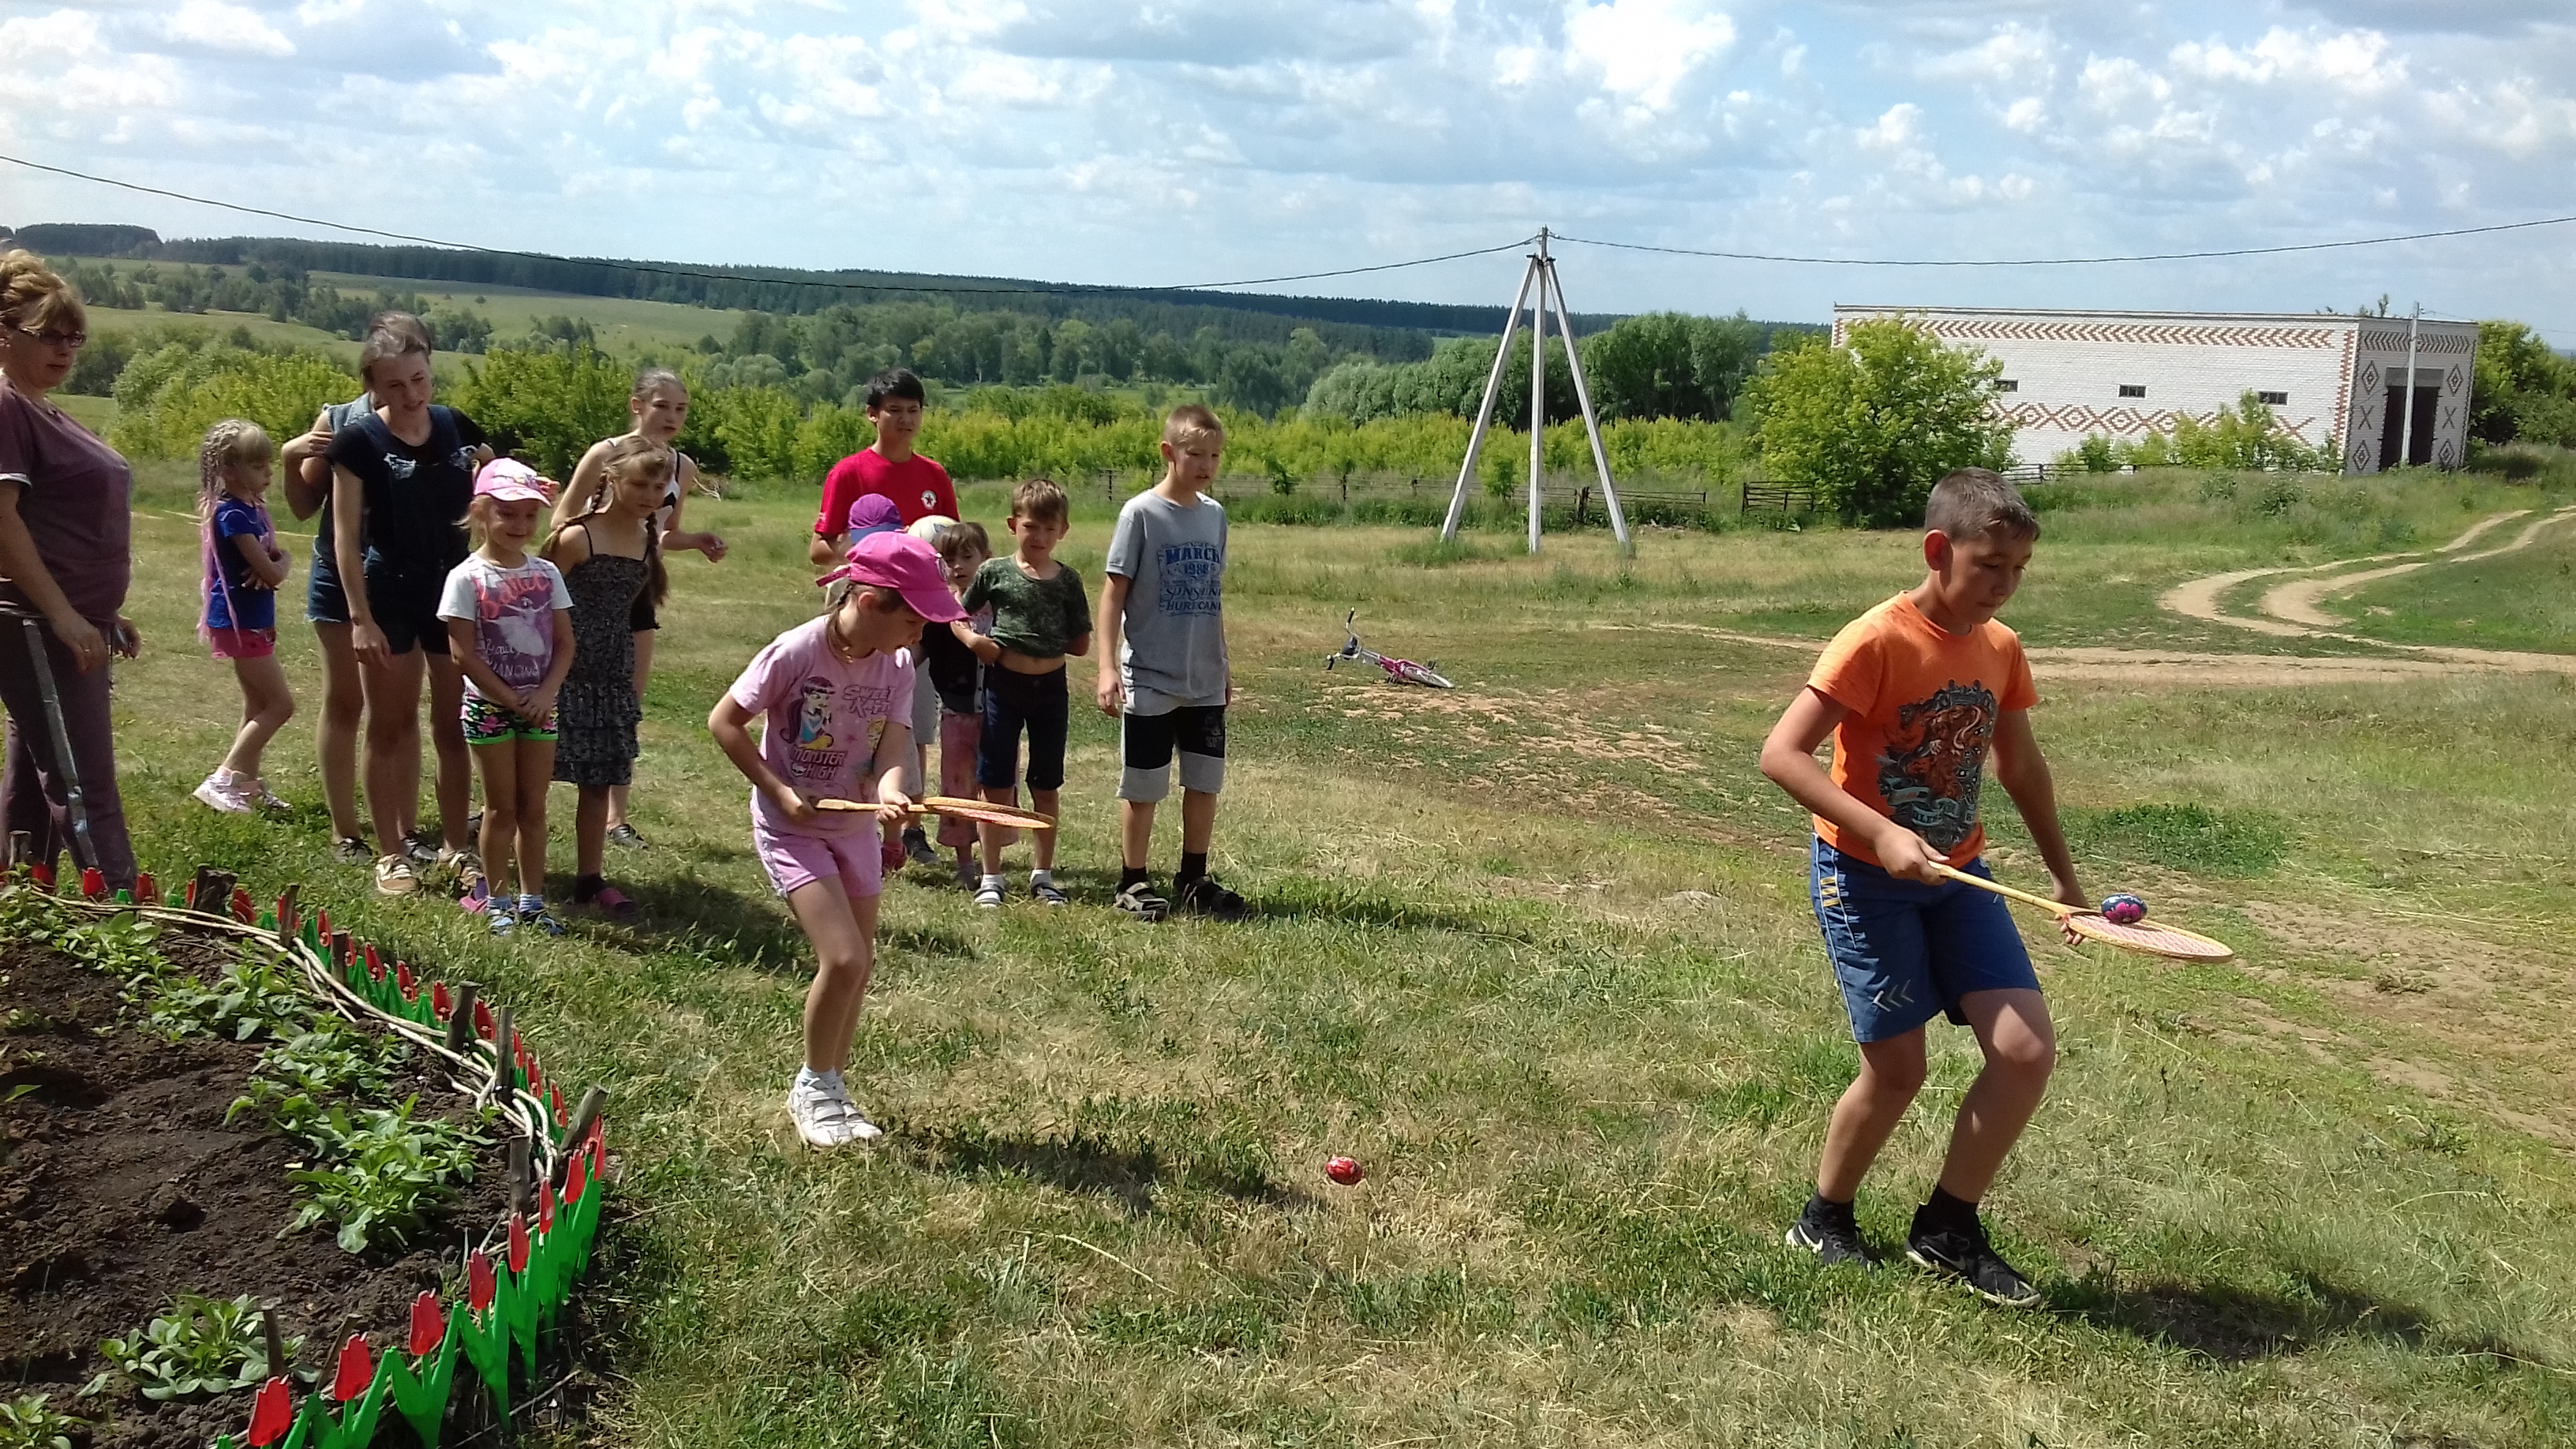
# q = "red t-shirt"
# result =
<box><xmin>1806</xmin><ymin>591</ymin><xmax>2038</xmax><ymax>869</ymax></box>
<box><xmin>815</xmin><ymin>448</ymin><xmax>957</xmax><ymax>534</ymax></box>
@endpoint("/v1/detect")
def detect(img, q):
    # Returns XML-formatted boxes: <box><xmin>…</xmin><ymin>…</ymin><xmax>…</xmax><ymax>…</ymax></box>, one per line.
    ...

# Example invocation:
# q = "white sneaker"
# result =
<box><xmin>193</xmin><ymin>770</ymin><xmax>253</xmax><ymax>814</ymax></box>
<box><xmin>786</xmin><ymin>1074</ymin><xmax>882</xmax><ymax>1148</ymax></box>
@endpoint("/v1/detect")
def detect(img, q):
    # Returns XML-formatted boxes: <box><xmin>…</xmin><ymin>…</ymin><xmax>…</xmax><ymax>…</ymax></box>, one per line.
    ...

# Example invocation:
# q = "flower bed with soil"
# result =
<box><xmin>0</xmin><ymin>873</ymin><xmax>605</xmax><ymax>1449</ymax></box>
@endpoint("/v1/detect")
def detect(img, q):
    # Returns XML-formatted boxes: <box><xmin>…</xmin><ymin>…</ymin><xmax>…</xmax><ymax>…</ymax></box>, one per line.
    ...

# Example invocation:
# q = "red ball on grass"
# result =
<box><xmin>1325</xmin><ymin>1155</ymin><xmax>1365</xmax><ymax>1185</ymax></box>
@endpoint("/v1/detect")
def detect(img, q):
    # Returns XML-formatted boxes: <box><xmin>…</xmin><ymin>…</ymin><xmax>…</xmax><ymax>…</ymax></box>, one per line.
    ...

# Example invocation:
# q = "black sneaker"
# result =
<box><xmin>1114</xmin><ymin>880</ymin><xmax>1169</xmax><ymax>922</ymax></box>
<box><xmin>1905</xmin><ymin>1206</ymin><xmax>2042</xmax><ymax>1309</ymax></box>
<box><xmin>1785</xmin><ymin>1204</ymin><xmax>1874</xmax><ymax>1267</ymax></box>
<box><xmin>901</xmin><ymin>826</ymin><xmax>938</xmax><ymax>870</ymax></box>
<box><xmin>1175</xmin><ymin>874</ymin><xmax>1250</xmax><ymax>921</ymax></box>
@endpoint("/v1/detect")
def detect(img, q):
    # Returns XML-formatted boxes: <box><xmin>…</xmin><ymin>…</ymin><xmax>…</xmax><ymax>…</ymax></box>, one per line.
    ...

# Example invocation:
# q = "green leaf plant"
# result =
<box><xmin>98</xmin><ymin>1293</ymin><xmax>298</xmax><ymax>1402</ymax></box>
<box><xmin>0</xmin><ymin>1392</ymin><xmax>90</xmax><ymax>1449</ymax></box>
<box><xmin>286</xmin><ymin>1098</ymin><xmax>491</xmax><ymax>1254</ymax></box>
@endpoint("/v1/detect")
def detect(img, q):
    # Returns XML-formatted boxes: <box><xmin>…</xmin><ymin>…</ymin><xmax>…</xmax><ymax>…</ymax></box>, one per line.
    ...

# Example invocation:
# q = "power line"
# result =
<box><xmin>0</xmin><ymin>152</ymin><xmax>1533</xmax><ymax>298</ymax></box>
<box><xmin>1554</xmin><ymin>212</ymin><xmax>2576</xmax><ymax>267</ymax></box>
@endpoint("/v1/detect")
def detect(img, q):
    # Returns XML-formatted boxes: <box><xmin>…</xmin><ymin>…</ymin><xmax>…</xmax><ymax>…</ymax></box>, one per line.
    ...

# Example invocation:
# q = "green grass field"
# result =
<box><xmin>66</xmin><ymin>253</ymin><xmax>746</xmax><ymax>358</ymax></box>
<box><xmin>74</xmin><ymin>460</ymin><xmax>2576</xmax><ymax>1446</ymax></box>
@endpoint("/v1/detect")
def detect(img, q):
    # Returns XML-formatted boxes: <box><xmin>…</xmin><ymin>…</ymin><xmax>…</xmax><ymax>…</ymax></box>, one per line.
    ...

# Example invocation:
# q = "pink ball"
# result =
<box><xmin>2101</xmin><ymin>893</ymin><xmax>2148</xmax><ymax>925</ymax></box>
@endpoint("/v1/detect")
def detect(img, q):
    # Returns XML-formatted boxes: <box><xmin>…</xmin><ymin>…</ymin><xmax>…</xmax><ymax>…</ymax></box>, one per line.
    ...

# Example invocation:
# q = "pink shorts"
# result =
<box><xmin>209</xmin><ymin>627</ymin><xmax>276</xmax><ymax>660</ymax></box>
<box><xmin>936</xmin><ymin>710</ymin><xmax>983</xmax><ymax>849</ymax></box>
<box><xmin>753</xmin><ymin>818</ymin><xmax>882</xmax><ymax>900</ymax></box>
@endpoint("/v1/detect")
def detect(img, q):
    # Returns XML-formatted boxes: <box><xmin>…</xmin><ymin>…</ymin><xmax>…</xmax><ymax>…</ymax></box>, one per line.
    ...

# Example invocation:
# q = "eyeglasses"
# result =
<box><xmin>10</xmin><ymin>327</ymin><xmax>85</xmax><ymax>349</ymax></box>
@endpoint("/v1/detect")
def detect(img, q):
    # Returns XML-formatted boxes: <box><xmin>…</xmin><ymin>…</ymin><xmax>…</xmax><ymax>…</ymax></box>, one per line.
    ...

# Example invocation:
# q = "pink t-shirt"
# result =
<box><xmin>815</xmin><ymin>448</ymin><xmax>957</xmax><ymax>533</ymax></box>
<box><xmin>726</xmin><ymin>615</ymin><xmax>915</xmax><ymax>838</ymax></box>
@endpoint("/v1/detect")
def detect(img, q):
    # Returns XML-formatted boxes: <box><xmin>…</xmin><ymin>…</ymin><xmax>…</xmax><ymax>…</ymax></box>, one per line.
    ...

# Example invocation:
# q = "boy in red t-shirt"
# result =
<box><xmin>1757</xmin><ymin>467</ymin><xmax>2087</xmax><ymax>1309</ymax></box>
<box><xmin>810</xmin><ymin>368</ymin><xmax>959</xmax><ymax>567</ymax></box>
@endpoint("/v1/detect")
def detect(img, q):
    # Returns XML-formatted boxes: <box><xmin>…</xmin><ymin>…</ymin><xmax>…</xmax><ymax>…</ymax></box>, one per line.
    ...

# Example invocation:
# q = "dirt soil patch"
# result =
<box><xmin>0</xmin><ymin>927</ymin><xmax>510</xmax><ymax>1449</ymax></box>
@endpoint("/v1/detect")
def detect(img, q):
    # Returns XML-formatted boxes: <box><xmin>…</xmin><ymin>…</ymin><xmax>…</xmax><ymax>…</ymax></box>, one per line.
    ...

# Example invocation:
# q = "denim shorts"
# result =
<box><xmin>1809</xmin><ymin>837</ymin><xmax>2039</xmax><ymax>1043</ymax></box>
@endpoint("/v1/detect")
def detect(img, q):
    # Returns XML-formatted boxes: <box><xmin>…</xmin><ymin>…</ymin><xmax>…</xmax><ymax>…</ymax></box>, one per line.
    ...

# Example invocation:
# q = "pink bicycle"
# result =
<box><xmin>1324</xmin><ymin>610</ymin><xmax>1454</xmax><ymax>688</ymax></box>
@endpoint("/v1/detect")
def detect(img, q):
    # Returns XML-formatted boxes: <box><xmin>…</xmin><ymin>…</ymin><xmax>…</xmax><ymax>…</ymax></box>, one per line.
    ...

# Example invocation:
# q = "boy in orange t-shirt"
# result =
<box><xmin>1757</xmin><ymin>468</ymin><xmax>2087</xmax><ymax>1309</ymax></box>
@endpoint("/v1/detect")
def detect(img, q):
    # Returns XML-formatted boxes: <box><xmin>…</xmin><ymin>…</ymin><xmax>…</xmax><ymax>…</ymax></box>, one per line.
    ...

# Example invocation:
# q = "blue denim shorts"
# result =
<box><xmin>1810</xmin><ymin>837</ymin><xmax>2039</xmax><ymax>1043</ymax></box>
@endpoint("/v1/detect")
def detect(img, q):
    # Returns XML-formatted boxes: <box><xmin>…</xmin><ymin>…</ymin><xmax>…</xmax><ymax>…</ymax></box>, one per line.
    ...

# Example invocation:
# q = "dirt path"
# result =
<box><xmin>2260</xmin><ymin>507</ymin><xmax>2576</xmax><ymax>627</ymax></box>
<box><xmin>2142</xmin><ymin>506</ymin><xmax>2576</xmax><ymax>677</ymax></box>
<box><xmin>2154</xmin><ymin>510</ymin><xmax>2529</xmax><ymax>635</ymax></box>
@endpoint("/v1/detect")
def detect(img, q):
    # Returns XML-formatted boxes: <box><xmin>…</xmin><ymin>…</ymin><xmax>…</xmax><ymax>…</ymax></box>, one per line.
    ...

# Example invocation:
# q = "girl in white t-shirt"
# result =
<box><xmin>438</xmin><ymin>461</ymin><xmax>574</xmax><ymax>937</ymax></box>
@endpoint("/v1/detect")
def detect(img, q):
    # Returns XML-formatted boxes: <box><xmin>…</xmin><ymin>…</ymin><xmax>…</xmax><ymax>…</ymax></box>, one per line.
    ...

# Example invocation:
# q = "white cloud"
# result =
<box><xmin>3</xmin><ymin>1</ymin><xmax>2576</xmax><ymax>339</ymax></box>
<box><xmin>163</xmin><ymin>0</ymin><xmax>294</xmax><ymax>56</ymax></box>
<box><xmin>1563</xmin><ymin>0</ymin><xmax>1735</xmax><ymax>111</ymax></box>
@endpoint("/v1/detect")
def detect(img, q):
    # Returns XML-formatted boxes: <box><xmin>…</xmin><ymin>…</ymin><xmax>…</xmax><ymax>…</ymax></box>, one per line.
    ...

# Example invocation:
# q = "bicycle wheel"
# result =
<box><xmin>1390</xmin><ymin>660</ymin><xmax>1454</xmax><ymax>689</ymax></box>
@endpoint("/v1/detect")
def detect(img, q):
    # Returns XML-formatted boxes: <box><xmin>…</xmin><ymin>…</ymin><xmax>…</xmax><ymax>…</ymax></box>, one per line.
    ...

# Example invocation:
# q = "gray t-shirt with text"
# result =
<box><xmin>1105</xmin><ymin>489</ymin><xmax>1228</xmax><ymax>714</ymax></box>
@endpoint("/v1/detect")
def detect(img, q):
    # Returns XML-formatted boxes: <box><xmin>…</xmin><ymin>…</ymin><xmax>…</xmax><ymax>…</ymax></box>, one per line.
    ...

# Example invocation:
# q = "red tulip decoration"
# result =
<box><xmin>135</xmin><ymin>871</ymin><xmax>158</xmax><ymax>904</ymax></box>
<box><xmin>468</xmin><ymin>1250</ymin><xmax>497</xmax><ymax>1314</ymax></box>
<box><xmin>329</xmin><ymin>1334</ymin><xmax>374</xmax><ymax>1402</ymax></box>
<box><xmin>409</xmin><ymin>1290</ymin><xmax>445</xmax><ymax>1359</ymax></box>
<box><xmin>508</xmin><ymin>1211</ymin><xmax>530</xmax><ymax>1275</ymax></box>
<box><xmin>564</xmin><ymin>1140</ymin><xmax>589</xmax><ymax>1205</ymax></box>
<box><xmin>432</xmin><ymin>979</ymin><xmax>452</xmax><ymax>1020</ymax></box>
<box><xmin>245</xmin><ymin>1377</ymin><xmax>295</xmax><ymax>1447</ymax></box>
<box><xmin>80</xmin><ymin>867</ymin><xmax>105</xmax><ymax>900</ymax></box>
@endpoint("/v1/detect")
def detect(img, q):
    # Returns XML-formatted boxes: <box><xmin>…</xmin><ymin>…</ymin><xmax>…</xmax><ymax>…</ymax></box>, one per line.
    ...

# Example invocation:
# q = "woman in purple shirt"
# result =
<box><xmin>0</xmin><ymin>251</ymin><xmax>138</xmax><ymax>890</ymax></box>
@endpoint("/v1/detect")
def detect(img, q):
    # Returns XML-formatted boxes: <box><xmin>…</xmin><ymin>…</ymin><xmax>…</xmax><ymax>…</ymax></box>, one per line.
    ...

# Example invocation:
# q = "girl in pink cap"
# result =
<box><xmin>708</xmin><ymin>530</ymin><xmax>963</xmax><ymax>1148</ymax></box>
<box><xmin>439</xmin><ymin>459</ymin><xmax>574</xmax><ymax>936</ymax></box>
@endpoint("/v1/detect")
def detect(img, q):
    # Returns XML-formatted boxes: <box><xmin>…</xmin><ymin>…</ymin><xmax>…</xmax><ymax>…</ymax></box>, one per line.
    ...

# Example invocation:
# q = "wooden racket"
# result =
<box><xmin>815</xmin><ymin>796</ymin><xmax>1056</xmax><ymax>831</ymax></box>
<box><xmin>1929</xmin><ymin>862</ymin><xmax>2235</xmax><ymax>962</ymax></box>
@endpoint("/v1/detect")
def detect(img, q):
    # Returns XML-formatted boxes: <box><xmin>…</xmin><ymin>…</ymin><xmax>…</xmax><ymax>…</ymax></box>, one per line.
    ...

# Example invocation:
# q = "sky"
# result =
<box><xmin>2</xmin><ymin>1</ymin><xmax>2574</xmax><ymax>339</ymax></box>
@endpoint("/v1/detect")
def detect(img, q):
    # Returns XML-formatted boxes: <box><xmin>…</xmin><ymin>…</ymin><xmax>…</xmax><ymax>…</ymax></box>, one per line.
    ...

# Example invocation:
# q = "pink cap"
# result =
<box><xmin>846</xmin><ymin>493</ymin><xmax>903</xmax><ymax>539</ymax></box>
<box><xmin>817</xmin><ymin>532</ymin><xmax>966</xmax><ymax>623</ymax></box>
<box><xmin>474</xmin><ymin>459</ymin><xmax>551</xmax><ymax>505</ymax></box>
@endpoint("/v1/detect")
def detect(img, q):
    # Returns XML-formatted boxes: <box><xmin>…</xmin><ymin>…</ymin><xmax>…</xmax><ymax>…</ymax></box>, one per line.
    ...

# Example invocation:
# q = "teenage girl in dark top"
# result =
<box><xmin>327</xmin><ymin>324</ymin><xmax>490</xmax><ymax>897</ymax></box>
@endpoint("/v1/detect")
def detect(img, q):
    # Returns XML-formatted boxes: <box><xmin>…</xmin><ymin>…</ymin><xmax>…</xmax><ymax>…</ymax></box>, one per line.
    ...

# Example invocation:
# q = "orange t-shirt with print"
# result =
<box><xmin>1805</xmin><ymin>591</ymin><xmax>2038</xmax><ymax>869</ymax></box>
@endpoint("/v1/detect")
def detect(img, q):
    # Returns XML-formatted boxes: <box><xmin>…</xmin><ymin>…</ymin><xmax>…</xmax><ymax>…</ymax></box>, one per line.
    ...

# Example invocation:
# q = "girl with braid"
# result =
<box><xmin>552</xmin><ymin>367</ymin><xmax>725</xmax><ymax>850</ymax></box>
<box><xmin>543</xmin><ymin>436</ymin><xmax>668</xmax><ymax>915</ymax></box>
<box><xmin>190</xmin><ymin>419</ymin><xmax>296</xmax><ymax>814</ymax></box>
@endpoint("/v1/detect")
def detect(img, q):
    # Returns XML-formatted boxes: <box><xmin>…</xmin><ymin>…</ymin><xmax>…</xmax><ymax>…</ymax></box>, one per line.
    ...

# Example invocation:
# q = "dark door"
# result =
<box><xmin>2379</xmin><ymin>384</ymin><xmax>2442</xmax><ymax>469</ymax></box>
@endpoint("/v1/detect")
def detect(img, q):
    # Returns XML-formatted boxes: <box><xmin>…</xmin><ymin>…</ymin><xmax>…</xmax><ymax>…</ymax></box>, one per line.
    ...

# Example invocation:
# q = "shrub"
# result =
<box><xmin>1746</xmin><ymin>318</ymin><xmax>2016</xmax><ymax>528</ymax></box>
<box><xmin>108</xmin><ymin>339</ymin><xmax>357</xmax><ymax>460</ymax></box>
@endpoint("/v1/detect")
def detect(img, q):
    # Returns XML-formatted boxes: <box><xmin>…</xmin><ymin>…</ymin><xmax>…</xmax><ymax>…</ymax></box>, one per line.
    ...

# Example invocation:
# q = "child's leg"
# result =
<box><xmin>1180</xmin><ymin>789</ymin><xmax>1217</xmax><ymax>856</ymax></box>
<box><xmin>1173</xmin><ymin>705</ymin><xmax>1226</xmax><ymax>873</ymax></box>
<box><xmin>1118</xmin><ymin>800</ymin><xmax>1155</xmax><ymax>871</ymax></box>
<box><xmin>975</xmin><ymin>677</ymin><xmax>1024</xmax><ymax>876</ymax></box>
<box><xmin>576</xmin><ymin>784</ymin><xmax>611</xmax><ymax>881</ymax></box>
<box><xmin>608</xmin><ymin>627</ymin><xmax>651</xmax><ymax>833</ymax></box>
<box><xmin>1024</xmin><ymin>672</ymin><xmax>1068</xmax><ymax>874</ymax></box>
<box><xmin>359</xmin><ymin>646</ymin><xmax>427</xmax><ymax>859</ymax></box>
<box><xmin>783</xmin><ymin>878</ymin><xmax>878</xmax><ymax>1076</ymax></box>
<box><xmin>219</xmin><ymin>652</ymin><xmax>296</xmax><ymax>781</ymax></box>
<box><xmin>1117</xmin><ymin>707</ymin><xmax>1174</xmax><ymax>873</ymax></box>
<box><xmin>513</xmin><ymin>735</ymin><xmax>555</xmax><ymax>901</ymax></box>
<box><xmin>312</xmin><ymin>622</ymin><xmax>368</xmax><ymax>843</ymax></box>
<box><xmin>1814</xmin><ymin>1030</ymin><xmax>1929</xmax><ymax>1201</ymax></box>
<box><xmin>1934</xmin><ymin>989</ymin><xmax>2055</xmax><ymax>1202</ymax></box>
<box><xmin>470</xmin><ymin>739</ymin><xmax>519</xmax><ymax>891</ymax></box>
<box><xmin>425</xmin><ymin>651</ymin><xmax>473</xmax><ymax>852</ymax></box>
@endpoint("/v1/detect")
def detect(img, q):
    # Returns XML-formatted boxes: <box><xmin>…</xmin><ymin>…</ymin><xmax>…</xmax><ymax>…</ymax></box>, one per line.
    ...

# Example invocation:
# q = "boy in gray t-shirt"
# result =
<box><xmin>1095</xmin><ymin>405</ymin><xmax>1245</xmax><ymax>922</ymax></box>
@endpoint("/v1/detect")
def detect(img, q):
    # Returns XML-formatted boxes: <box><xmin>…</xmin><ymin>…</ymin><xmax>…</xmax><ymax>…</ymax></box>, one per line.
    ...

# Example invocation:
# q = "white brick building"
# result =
<box><xmin>1829</xmin><ymin>305</ymin><xmax>2477</xmax><ymax>474</ymax></box>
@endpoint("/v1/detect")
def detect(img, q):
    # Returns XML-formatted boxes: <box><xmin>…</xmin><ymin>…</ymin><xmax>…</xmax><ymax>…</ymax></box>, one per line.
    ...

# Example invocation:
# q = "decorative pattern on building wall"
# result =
<box><xmin>1902</xmin><ymin>318</ymin><xmax>2346</xmax><ymax>350</ymax></box>
<box><xmin>2001</xmin><ymin>402</ymin><xmax>2323</xmax><ymax>440</ymax></box>
<box><xmin>2360</xmin><ymin>331</ymin><xmax>2474</xmax><ymax>355</ymax></box>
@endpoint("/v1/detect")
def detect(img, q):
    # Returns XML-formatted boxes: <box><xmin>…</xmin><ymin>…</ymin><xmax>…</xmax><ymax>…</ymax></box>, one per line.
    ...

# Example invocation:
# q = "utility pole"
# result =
<box><xmin>1438</xmin><ymin>228</ymin><xmax>1633</xmax><ymax>555</ymax></box>
<box><xmin>2397</xmin><ymin>302</ymin><xmax>2421</xmax><ymax>470</ymax></box>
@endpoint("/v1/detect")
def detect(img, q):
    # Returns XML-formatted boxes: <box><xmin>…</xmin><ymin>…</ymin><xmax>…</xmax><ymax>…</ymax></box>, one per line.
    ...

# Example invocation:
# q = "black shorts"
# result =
<box><xmin>1118</xmin><ymin>705</ymin><xmax>1225</xmax><ymax>802</ymax></box>
<box><xmin>979</xmin><ymin>666</ymin><xmax>1068</xmax><ymax>791</ymax></box>
<box><xmin>362</xmin><ymin>564</ymin><xmax>451</xmax><ymax>657</ymax></box>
